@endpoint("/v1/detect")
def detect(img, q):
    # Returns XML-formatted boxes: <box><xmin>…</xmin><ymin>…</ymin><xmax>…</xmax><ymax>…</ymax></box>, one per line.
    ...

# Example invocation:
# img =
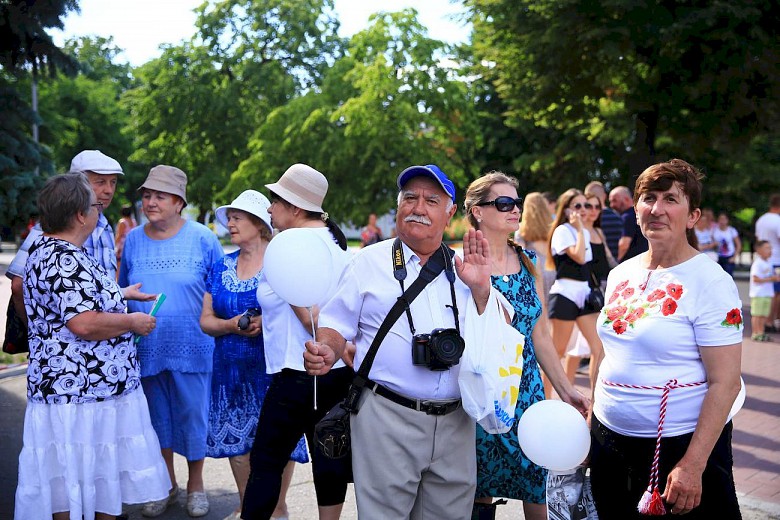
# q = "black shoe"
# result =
<box><xmin>766</xmin><ymin>324</ymin><xmax>778</xmax><ymax>333</ymax></box>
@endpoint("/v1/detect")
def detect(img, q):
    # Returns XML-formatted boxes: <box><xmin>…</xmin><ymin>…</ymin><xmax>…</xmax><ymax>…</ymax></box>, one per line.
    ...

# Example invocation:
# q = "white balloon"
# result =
<box><xmin>727</xmin><ymin>377</ymin><xmax>746</xmax><ymax>423</ymax></box>
<box><xmin>262</xmin><ymin>228</ymin><xmax>334</xmax><ymax>307</ymax></box>
<box><xmin>517</xmin><ymin>400</ymin><xmax>590</xmax><ymax>472</ymax></box>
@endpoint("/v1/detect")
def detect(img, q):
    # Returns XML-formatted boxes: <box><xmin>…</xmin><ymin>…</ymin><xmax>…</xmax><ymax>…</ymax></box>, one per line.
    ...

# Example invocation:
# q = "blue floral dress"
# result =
<box><xmin>475</xmin><ymin>248</ymin><xmax>547</xmax><ymax>502</ymax></box>
<box><xmin>206</xmin><ymin>251</ymin><xmax>308</xmax><ymax>462</ymax></box>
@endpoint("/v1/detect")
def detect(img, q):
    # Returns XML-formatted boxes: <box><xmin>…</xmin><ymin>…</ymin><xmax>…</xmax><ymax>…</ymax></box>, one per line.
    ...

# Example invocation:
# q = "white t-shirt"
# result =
<box><xmin>549</xmin><ymin>223</ymin><xmax>592</xmax><ymax>307</ymax></box>
<box><xmin>318</xmin><ymin>239</ymin><xmax>475</xmax><ymax>400</ymax></box>
<box><xmin>258</xmin><ymin>228</ymin><xmax>351</xmax><ymax>373</ymax></box>
<box><xmin>594</xmin><ymin>254</ymin><xmax>743</xmax><ymax>437</ymax></box>
<box><xmin>755</xmin><ymin>212</ymin><xmax>780</xmax><ymax>265</ymax></box>
<box><xmin>712</xmin><ymin>226</ymin><xmax>739</xmax><ymax>258</ymax></box>
<box><xmin>750</xmin><ymin>257</ymin><xmax>775</xmax><ymax>298</ymax></box>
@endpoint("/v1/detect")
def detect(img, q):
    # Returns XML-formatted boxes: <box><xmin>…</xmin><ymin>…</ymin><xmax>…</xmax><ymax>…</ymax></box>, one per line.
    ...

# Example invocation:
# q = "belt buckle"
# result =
<box><xmin>423</xmin><ymin>401</ymin><xmax>448</xmax><ymax>416</ymax></box>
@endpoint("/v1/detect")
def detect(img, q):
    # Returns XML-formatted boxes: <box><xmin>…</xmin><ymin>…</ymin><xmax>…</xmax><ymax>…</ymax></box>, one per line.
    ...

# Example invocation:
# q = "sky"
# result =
<box><xmin>52</xmin><ymin>0</ymin><xmax>471</xmax><ymax>67</ymax></box>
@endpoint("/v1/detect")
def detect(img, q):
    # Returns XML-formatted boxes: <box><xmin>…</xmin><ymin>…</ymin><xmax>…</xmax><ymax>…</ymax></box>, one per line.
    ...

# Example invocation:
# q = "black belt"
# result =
<box><xmin>365</xmin><ymin>380</ymin><xmax>461</xmax><ymax>416</ymax></box>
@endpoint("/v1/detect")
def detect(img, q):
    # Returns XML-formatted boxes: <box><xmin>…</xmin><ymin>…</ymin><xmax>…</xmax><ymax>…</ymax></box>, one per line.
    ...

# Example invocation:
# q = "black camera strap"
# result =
<box><xmin>345</xmin><ymin>239</ymin><xmax>453</xmax><ymax>410</ymax></box>
<box><xmin>394</xmin><ymin>239</ymin><xmax>459</xmax><ymax>336</ymax></box>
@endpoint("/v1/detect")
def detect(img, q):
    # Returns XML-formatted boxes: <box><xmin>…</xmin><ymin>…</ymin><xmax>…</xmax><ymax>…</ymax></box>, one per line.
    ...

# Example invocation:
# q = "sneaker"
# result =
<box><xmin>187</xmin><ymin>491</ymin><xmax>210</xmax><ymax>517</ymax></box>
<box><xmin>141</xmin><ymin>485</ymin><xmax>179</xmax><ymax>517</ymax></box>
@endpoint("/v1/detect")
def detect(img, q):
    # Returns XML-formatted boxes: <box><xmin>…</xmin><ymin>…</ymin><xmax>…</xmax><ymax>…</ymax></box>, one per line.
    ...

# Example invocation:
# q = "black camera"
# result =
<box><xmin>411</xmin><ymin>328</ymin><xmax>465</xmax><ymax>371</ymax></box>
<box><xmin>237</xmin><ymin>308</ymin><xmax>261</xmax><ymax>330</ymax></box>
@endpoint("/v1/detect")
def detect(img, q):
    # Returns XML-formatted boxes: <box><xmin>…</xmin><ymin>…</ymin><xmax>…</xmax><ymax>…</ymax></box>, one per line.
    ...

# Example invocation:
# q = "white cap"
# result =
<box><xmin>70</xmin><ymin>150</ymin><xmax>124</xmax><ymax>175</ymax></box>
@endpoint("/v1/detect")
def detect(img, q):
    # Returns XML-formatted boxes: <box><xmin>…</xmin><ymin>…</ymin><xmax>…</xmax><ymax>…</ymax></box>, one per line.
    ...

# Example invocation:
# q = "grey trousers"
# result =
<box><xmin>350</xmin><ymin>389</ymin><xmax>476</xmax><ymax>519</ymax></box>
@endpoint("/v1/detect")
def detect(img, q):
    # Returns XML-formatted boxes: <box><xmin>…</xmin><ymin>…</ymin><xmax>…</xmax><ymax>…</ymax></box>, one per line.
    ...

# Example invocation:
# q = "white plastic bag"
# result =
<box><xmin>459</xmin><ymin>290</ymin><xmax>525</xmax><ymax>434</ymax></box>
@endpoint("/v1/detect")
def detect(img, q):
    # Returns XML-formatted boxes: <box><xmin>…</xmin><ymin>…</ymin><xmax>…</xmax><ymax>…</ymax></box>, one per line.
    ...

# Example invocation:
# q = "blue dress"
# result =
<box><xmin>475</xmin><ymin>248</ymin><xmax>547</xmax><ymax>502</ymax></box>
<box><xmin>206</xmin><ymin>251</ymin><xmax>308</xmax><ymax>462</ymax></box>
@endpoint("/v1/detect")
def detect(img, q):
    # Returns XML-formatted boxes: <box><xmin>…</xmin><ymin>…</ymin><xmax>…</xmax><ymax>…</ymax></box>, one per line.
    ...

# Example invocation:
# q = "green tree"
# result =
<box><xmin>468</xmin><ymin>0</ymin><xmax>780</xmax><ymax>203</ymax></box>
<box><xmin>229</xmin><ymin>9</ymin><xmax>481</xmax><ymax>224</ymax></box>
<box><xmin>123</xmin><ymin>0</ymin><xmax>343</xmax><ymax>222</ymax></box>
<box><xmin>0</xmin><ymin>0</ymin><xmax>79</xmax><ymax>232</ymax></box>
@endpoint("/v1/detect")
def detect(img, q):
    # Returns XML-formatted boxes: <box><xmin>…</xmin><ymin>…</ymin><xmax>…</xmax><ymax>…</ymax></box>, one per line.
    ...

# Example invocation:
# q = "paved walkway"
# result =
<box><xmin>0</xmin><ymin>244</ymin><xmax>779</xmax><ymax>519</ymax></box>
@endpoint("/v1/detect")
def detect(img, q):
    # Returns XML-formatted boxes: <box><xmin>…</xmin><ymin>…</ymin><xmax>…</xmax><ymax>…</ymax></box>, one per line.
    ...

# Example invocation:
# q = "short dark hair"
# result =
<box><xmin>634</xmin><ymin>159</ymin><xmax>703</xmax><ymax>248</ymax></box>
<box><xmin>755</xmin><ymin>240</ymin><xmax>769</xmax><ymax>250</ymax></box>
<box><xmin>38</xmin><ymin>173</ymin><xmax>93</xmax><ymax>233</ymax></box>
<box><xmin>634</xmin><ymin>159</ymin><xmax>704</xmax><ymax>210</ymax></box>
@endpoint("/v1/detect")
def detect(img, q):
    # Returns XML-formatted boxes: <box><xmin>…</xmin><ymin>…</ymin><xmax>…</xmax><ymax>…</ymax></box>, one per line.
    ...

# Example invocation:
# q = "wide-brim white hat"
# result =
<box><xmin>215</xmin><ymin>190</ymin><xmax>272</xmax><ymax>233</ymax></box>
<box><xmin>265</xmin><ymin>163</ymin><xmax>327</xmax><ymax>213</ymax></box>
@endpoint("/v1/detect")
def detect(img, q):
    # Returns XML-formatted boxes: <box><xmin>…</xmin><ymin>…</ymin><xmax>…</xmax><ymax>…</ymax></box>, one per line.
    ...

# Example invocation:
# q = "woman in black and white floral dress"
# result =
<box><xmin>14</xmin><ymin>173</ymin><xmax>170</xmax><ymax>520</ymax></box>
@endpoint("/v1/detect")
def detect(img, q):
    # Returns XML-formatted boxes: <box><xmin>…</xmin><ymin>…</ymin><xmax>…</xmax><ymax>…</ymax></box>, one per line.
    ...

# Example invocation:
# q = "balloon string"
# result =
<box><xmin>309</xmin><ymin>306</ymin><xmax>317</xmax><ymax>411</ymax></box>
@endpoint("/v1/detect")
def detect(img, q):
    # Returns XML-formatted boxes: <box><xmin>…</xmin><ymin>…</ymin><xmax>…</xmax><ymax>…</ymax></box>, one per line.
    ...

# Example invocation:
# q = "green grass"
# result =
<box><xmin>0</xmin><ymin>352</ymin><xmax>28</xmax><ymax>365</ymax></box>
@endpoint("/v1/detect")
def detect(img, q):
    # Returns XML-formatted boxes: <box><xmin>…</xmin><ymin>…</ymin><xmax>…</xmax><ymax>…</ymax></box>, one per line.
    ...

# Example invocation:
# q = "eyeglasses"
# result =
<box><xmin>476</xmin><ymin>196</ymin><xmax>523</xmax><ymax>212</ymax></box>
<box><xmin>571</xmin><ymin>203</ymin><xmax>594</xmax><ymax>210</ymax></box>
<box><xmin>91</xmin><ymin>202</ymin><xmax>104</xmax><ymax>211</ymax></box>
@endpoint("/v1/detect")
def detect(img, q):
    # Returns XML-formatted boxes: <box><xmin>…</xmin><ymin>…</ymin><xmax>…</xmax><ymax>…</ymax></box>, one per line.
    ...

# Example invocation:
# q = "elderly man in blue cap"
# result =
<box><xmin>305</xmin><ymin>164</ymin><xmax>496</xmax><ymax>519</ymax></box>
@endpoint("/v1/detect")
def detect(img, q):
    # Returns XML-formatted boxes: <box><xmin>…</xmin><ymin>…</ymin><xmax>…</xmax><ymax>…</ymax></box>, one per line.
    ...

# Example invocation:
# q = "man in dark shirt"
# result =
<box><xmin>609</xmin><ymin>186</ymin><xmax>648</xmax><ymax>262</ymax></box>
<box><xmin>585</xmin><ymin>181</ymin><xmax>621</xmax><ymax>259</ymax></box>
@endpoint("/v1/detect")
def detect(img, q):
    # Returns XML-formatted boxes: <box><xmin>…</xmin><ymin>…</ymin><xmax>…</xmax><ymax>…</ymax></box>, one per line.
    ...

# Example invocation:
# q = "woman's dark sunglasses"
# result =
<box><xmin>571</xmin><ymin>202</ymin><xmax>595</xmax><ymax>210</ymax></box>
<box><xmin>477</xmin><ymin>196</ymin><xmax>523</xmax><ymax>212</ymax></box>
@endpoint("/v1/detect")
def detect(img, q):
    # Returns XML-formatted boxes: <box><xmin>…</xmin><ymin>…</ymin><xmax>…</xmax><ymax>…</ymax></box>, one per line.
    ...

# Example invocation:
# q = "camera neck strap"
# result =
<box><xmin>393</xmin><ymin>239</ymin><xmax>459</xmax><ymax>337</ymax></box>
<box><xmin>350</xmin><ymin>239</ymin><xmax>454</xmax><ymax>393</ymax></box>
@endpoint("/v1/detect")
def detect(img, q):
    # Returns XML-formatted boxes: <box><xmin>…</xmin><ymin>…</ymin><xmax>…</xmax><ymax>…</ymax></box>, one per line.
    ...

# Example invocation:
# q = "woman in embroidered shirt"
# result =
<box><xmin>15</xmin><ymin>173</ymin><xmax>169</xmax><ymax>520</ymax></box>
<box><xmin>545</xmin><ymin>189</ymin><xmax>605</xmax><ymax>397</ymax></box>
<box><xmin>119</xmin><ymin>165</ymin><xmax>224</xmax><ymax>518</ymax></box>
<box><xmin>465</xmin><ymin>173</ymin><xmax>589</xmax><ymax>520</ymax></box>
<box><xmin>591</xmin><ymin>159</ymin><xmax>743</xmax><ymax>519</ymax></box>
<box><xmin>200</xmin><ymin>190</ymin><xmax>309</xmax><ymax>520</ymax></box>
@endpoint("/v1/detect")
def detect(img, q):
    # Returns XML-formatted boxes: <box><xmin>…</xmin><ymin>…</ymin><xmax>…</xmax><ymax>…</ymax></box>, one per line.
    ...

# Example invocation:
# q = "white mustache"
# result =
<box><xmin>404</xmin><ymin>214</ymin><xmax>431</xmax><ymax>225</ymax></box>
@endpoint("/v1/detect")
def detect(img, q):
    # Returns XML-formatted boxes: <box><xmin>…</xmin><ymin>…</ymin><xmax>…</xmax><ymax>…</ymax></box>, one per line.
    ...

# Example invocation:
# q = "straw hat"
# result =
<box><xmin>265</xmin><ymin>163</ymin><xmax>328</xmax><ymax>213</ymax></box>
<box><xmin>138</xmin><ymin>165</ymin><xmax>188</xmax><ymax>204</ymax></box>
<box><xmin>215</xmin><ymin>190</ymin><xmax>272</xmax><ymax>234</ymax></box>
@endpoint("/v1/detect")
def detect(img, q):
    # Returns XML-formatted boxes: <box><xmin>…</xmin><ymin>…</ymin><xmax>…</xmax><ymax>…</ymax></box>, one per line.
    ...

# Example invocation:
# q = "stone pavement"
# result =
<box><xmin>1</xmin><ymin>244</ymin><xmax>779</xmax><ymax>519</ymax></box>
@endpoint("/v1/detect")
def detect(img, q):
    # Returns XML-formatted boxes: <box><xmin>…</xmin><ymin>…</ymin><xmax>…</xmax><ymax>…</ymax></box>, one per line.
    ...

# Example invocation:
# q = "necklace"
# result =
<box><xmin>492</xmin><ymin>245</ymin><xmax>512</xmax><ymax>282</ymax></box>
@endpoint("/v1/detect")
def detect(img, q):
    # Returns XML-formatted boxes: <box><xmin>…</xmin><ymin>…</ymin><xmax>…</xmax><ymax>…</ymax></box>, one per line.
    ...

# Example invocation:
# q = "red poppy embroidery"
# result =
<box><xmin>608</xmin><ymin>291</ymin><xmax>620</xmax><ymax>304</ymax></box>
<box><xmin>647</xmin><ymin>289</ymin><xmax>666</xmax><ymax>302</ymax></box>
<box><xmin>607</xmin><ymin>305</ymin><xmax>628</xmax><ymax>322</ymax></box>
<box><xmin>725</xmin><ymin>308</ymin><xmax>742</xmax><ymax>325</ymax></box>
<box><xmin>625</xmin><ymin>307</ymin><xmax>645</xmax><ymax>323</ymax></box>
<box><xmin>621</xmin><ymin>287</ymin><xmax>635</xmax><ymax>299</ymax></box>
<box><xmin>661</xmin><ymin>298</ymin><xmax>678</xmax><ymax>316</ymax></box>
<box><xmin>613</xmin><ymin>320</ymin><xmax>628</xmax><ymax>334</ymax></box>
<box><xmin>667</xmin><ymin>283</ymin><xmax>683</xmax><ymax>300</ymax></box>
<box><xmin>615</xmin><ymin>280</ymin><xmax>629</xmax><ymax>292</ymax></box>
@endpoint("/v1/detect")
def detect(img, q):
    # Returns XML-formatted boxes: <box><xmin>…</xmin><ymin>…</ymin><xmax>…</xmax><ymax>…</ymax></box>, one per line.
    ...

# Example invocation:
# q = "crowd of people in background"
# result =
<box><xmin>7</xmin><ymin>149</ymin><xmax>775</xmax><ymax>520</ymax></box>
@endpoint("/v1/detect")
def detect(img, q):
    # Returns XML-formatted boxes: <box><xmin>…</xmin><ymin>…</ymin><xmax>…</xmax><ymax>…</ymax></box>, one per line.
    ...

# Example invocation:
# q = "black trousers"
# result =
<box><xmin>242</xmin><ymin>367</ymin><xmax>353</xmax><ymax>519</ymax></box>
<box><xmin>590</xmin><ymin>416</ymin><xmax>741</xmax><ymax>520</ymax></box>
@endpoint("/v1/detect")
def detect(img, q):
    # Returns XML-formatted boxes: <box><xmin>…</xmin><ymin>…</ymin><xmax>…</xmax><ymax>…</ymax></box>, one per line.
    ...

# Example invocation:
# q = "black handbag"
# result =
<box><xmin>586</xmin><ymin>265</ymin><xmax>605</xmax><ymax>311</ymax></box>
<box><xmin>314</xmin><ymin>241</ymin><xmax>452</xmax><ymax>460</ymax></box>
<box><xmin>3</xmin><ymin>300</ymin><xmax>29</xmax><ymax>354</ymax></box>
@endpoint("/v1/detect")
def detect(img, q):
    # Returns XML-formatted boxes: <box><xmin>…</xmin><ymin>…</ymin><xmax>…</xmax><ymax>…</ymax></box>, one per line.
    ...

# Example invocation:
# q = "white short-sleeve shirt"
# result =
<box><xmin>594</xmin><ymin>254</ymin><xmax>743</xmax><ymax>437</ymax></box>
<box><xmin>258</xmin><ymin>228</ymin><xmax>351</xmax><ymax>374</ymax></box>
<box><xmin>318</xmin><ymin>239</ymin><xmax>474</xmax><ymax>400</ymax></box>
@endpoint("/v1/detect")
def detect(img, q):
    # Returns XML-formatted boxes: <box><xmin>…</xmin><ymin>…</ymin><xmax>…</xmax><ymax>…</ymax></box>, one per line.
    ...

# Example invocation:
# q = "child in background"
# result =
<box><xmin>750</xmin><ymin>240</ymin><xmax>778</xmax><ymax>341</ymax></box>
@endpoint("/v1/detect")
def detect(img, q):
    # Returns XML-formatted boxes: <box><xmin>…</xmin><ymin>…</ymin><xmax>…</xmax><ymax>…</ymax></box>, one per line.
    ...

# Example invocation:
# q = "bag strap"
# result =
<box><xmin>344</xmin><ymin>240</ymin><xmax>450</xmax><ymax>409</ymax></box>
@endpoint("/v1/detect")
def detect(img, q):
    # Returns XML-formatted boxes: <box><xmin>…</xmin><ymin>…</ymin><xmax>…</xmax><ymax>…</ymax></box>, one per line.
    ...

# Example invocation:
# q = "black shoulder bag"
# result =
<box><xmin>585</xmin><ymin>262</ymin><xmax>605</xmax><ymax>311</ymax></box>
<box><xmin>314</xmin><ymin>240</ymin><xmax>452</xmax><ymax>460</ymax></box>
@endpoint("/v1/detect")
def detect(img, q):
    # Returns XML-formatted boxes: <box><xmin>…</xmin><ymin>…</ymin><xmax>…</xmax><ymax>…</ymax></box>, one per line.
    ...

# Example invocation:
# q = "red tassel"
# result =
<box><xmin>637</xmin><ymin>488</ymin><xmax>667</xmax><ymax>515</ymax></box>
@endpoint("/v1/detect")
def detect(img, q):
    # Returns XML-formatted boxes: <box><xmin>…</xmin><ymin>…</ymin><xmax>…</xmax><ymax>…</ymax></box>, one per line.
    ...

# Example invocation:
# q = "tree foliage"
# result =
<box><xmin>229</xmin><ymin>8</ymin><xmax>481</xmax><ymax>224</ymax></box>
<box><xmin>468</xmin><ymin>0</ymin><xmax>780</xmax><ymax>206</ymax></box>
<box><xmin>0</xmin><ymin>0</ymin><xmax>79</xmax><ymax>231</ymax></box>
<box><xmin>123</xmin><ymin>0</ymin><xmax>343</xmax><ymax>221</ymax></box>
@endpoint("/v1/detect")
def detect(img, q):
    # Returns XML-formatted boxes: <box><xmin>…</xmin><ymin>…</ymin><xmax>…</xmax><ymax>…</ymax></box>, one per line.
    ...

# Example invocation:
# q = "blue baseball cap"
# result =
<box><xmin>396</xmin><ymin>164</ymin><xmax>456</xmax><ymax>202</ymax></box>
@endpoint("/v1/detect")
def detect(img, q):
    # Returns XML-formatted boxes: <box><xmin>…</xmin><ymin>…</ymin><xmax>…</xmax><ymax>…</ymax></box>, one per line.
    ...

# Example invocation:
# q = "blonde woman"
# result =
<box><xmin>516</xmin><ymin>192</ymin><xmax>555</xmax><ymax>306</ymax></box>
<box><xmin>466</xmin><ymin>173</ymin><xmax>588</xmax><ymax>520</ymax></box>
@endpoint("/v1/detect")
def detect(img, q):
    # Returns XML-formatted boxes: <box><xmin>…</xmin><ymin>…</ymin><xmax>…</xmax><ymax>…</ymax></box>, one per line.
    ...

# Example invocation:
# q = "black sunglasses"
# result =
<box><xmin>571</xmin><ymin>202</ymin><xmax>594</xmax><ymax>210</ymax></box>
<box><xmin>476</xmin><ymin>196</ymin><xmax>523</xmax><ymax>212</ymax></box>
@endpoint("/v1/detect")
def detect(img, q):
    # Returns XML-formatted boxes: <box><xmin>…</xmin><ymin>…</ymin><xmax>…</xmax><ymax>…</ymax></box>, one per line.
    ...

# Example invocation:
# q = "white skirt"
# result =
<box><xmin>15</xmin><ymin>387</ymin><xmax>171</xmax><ymax>520</ymax></box>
